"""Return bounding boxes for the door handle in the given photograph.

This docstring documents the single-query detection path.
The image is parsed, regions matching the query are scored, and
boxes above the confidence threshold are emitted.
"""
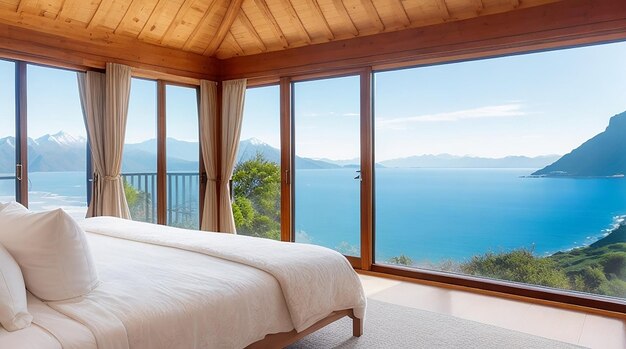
[354,170,361,181]
[16,164,22,181]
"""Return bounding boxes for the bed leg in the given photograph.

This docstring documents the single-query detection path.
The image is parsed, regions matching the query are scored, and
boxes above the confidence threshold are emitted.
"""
[352,317,363,337]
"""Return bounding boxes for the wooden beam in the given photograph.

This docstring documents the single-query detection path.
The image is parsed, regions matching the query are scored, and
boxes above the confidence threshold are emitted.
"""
[87,0,110,29]
[436,0,451,21]
[220,0,626,81]
[253,0,289,48]
[237,11,267,51]
[54,0,67,19]
[0,19,220,80]
[279,77,292,243]
[332,0,358,36]
[183,0,221,51]
[474,0,484,14]
[511,0,521,8]
[306,0,334,40]
[203,0,244,56]
[359,67,373,271]
[280,0,311,44]
[226,30,245,56]
[360,0,384,32]
[157,79,167,225]
[160,0,195,43]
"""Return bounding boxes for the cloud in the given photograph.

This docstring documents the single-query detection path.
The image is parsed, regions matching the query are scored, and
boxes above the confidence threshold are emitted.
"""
[377,103,527,128]
[302,111,359,117]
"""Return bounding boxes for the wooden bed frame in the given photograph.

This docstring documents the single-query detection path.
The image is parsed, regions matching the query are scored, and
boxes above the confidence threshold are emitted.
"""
[247,309,362,348]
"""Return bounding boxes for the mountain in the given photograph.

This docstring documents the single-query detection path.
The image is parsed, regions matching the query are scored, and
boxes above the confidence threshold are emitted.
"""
[533,111,626,177]
[237,138,340,169]
[0,131,87,173]
[380,154,560,169]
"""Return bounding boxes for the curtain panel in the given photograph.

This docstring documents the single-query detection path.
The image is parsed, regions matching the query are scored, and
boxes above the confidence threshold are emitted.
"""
[78,63,132,219]
[219,79,247,233]
[199,80,219,231]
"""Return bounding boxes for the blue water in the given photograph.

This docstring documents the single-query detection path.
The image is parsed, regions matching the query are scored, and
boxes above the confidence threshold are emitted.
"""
[295,168,626,264]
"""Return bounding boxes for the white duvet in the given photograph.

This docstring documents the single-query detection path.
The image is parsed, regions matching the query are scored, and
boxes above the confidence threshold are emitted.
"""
[0,217,366,349]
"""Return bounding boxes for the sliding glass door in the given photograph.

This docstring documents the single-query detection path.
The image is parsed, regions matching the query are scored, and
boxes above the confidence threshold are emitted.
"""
[293,75,362,257]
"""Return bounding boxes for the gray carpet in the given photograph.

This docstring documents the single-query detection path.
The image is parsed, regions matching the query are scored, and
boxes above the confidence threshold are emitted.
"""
[288,300,584,349]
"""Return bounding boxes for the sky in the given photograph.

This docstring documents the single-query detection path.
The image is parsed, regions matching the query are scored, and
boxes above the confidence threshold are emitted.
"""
[2,40,626,161]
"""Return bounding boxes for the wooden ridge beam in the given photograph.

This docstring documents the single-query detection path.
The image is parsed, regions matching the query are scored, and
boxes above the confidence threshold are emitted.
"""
[306,0,334,40]
[281,0,311,44]
[360,0,384,32]
[226,30,245,56]
[332,0,358,36]
[220,0,626,81]
[203,0,245,56]
[253,0,289,48]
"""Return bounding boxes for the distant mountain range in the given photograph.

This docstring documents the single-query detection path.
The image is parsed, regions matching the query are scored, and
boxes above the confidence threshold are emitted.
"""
[0,133,568,174]
[533,111,626,177]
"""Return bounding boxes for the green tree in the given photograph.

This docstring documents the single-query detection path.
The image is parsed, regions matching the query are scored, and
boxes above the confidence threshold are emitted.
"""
[388,254,414,266]
[231,153,280,240]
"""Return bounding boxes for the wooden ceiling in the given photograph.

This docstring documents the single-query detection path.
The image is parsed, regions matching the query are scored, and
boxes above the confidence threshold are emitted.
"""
[0,0,562,60]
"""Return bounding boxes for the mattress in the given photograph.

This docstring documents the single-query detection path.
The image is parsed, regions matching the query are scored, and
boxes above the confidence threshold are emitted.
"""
[0,218,366,349]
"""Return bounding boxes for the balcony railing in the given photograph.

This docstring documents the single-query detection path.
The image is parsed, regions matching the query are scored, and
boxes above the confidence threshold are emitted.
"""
[121,172,200,228]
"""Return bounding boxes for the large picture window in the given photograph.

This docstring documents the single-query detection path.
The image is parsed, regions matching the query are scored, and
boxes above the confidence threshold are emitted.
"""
[374,41,626,300]
[233,85,281,240]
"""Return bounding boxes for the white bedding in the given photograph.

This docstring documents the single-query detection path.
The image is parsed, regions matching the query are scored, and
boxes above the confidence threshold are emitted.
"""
[0,217,366,349]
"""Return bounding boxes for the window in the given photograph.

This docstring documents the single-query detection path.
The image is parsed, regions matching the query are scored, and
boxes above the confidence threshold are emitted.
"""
[293,76,361,255]
[165,85,200,229]
[233,85,281,240]
[374,42,626,300]
[0,60,15,202]
[122,78,158,223]
[26,65,87,219]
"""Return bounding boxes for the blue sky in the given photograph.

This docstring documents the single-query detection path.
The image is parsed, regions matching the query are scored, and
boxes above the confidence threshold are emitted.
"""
[2,40,626,161]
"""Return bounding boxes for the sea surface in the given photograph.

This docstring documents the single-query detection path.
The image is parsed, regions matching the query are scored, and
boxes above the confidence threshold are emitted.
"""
[2,169,626,264]
[295,168,626,263]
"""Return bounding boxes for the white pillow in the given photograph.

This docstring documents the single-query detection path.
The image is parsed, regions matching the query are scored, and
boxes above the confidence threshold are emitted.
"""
[0,203,99,301]
[0,243,32,331]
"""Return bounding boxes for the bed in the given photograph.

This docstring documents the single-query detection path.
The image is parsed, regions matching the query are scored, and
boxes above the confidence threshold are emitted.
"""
[0,217,366,349]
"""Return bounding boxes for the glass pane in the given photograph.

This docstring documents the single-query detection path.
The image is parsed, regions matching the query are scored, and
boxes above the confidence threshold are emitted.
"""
[26,65,87,219]
[165,85,200,229]
[234,85,281,240]
[293,76,361,256]
[0,60,15,202]
[122,78,157,223]
[374,41,626,300]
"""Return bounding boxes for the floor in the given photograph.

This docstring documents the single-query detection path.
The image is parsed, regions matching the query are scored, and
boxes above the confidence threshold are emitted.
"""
[359,274,626,349]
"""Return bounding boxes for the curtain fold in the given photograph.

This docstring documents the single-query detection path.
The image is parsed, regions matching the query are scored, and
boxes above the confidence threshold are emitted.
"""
[219,79,247,233]
[199,80,219,231]
[77,63,132,219]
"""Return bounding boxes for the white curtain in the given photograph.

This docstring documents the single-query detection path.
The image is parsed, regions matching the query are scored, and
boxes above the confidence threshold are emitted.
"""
[219,79,247,233]
[77,63,132,219]
[199,80,219,231]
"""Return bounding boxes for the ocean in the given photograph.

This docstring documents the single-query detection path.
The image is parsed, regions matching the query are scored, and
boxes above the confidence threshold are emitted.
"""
[2,169,626,265]
[295,168,626,264]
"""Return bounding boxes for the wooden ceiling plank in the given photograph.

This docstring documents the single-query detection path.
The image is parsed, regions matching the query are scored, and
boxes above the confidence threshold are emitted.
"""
[280,0,311,44]
[360,0,385,32]
[54,0,67,20]
[331,0,358,37]
[475,0,484,13]
[112,0,134,32]
[253,0,289,48]
[389,0,411,27]
[511,0,521,8]
[160,0,195,43]
[203,0,245,56]
[227,30,245,56]
[137,0,167,40]
[87,0,113,29]
[16,0,27,14]
[436,0,451,21]
[305,0,334,40]
[182,0,221,51]
[237,10,267,51]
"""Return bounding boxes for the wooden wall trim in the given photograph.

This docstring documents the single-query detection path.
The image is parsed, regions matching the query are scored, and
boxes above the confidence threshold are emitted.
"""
[220,0,626,81]
[279,77,293,242]
[359,68,373,271]
[0,22,220,82]
[157,80,167,225]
